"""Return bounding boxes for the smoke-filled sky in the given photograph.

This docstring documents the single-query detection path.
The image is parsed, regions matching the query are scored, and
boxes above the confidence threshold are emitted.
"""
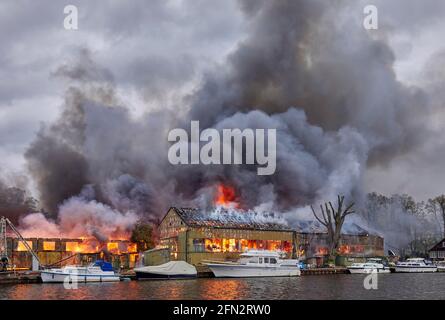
[1,0,445,223]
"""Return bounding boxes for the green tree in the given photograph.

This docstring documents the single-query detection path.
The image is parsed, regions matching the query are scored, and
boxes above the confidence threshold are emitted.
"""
[130,223,155,252]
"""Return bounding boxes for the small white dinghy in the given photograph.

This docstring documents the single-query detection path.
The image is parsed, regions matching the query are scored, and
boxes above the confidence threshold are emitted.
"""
[134,261,197,280]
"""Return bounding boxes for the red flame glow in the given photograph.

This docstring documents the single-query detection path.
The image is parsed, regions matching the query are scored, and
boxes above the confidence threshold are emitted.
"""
[214,184,239,208]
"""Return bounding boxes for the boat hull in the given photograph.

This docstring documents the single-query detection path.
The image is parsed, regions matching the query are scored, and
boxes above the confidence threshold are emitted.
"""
[40,271,120,283]
[206,264,301,278]
[394,266,437,273]
[135,271,197,280]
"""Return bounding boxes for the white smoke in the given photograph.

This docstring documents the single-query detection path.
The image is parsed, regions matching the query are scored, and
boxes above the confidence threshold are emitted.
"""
[19,186,139,240]
[207,206,288,227]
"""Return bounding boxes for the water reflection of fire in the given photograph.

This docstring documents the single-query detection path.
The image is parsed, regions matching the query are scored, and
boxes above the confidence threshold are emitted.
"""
[200,279,247,300]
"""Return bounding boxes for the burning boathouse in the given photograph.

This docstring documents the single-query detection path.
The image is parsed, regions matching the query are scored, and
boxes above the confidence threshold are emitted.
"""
[5,237,139,270]
[154,207,384,266]
[157,207,295,265]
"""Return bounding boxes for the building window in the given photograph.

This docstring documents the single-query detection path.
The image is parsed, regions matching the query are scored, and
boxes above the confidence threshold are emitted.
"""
[205,239,222,252]
[201,238,292,253]
[43,241,56,251]
[316,247,329,256]
[17,241,33,252]
[247,240,258,249]
[193,239,205,252]
[239,239,249,252]
[127,243,137,253]
[107,242,119,252]
[222,239,238,252]
[65,242,80,252]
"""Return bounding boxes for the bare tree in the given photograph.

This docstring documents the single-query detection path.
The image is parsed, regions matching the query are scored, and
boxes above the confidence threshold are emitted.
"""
[426,195,445,238]
[311,195,355,263]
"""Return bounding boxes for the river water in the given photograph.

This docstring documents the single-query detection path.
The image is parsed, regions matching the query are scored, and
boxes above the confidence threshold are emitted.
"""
[1,273,444,300]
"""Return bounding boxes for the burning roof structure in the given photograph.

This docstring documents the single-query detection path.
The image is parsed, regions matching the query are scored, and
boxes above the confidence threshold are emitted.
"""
[171,207,291,232]
[293,220,374,236]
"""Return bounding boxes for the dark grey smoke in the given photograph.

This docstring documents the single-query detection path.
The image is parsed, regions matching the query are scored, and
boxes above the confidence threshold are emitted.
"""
[189,0,429,165]
[24,88,90,216]
[0,177,38,224]
[22,1,435,225]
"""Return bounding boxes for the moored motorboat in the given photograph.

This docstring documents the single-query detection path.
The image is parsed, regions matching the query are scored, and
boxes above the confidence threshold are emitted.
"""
[40,260,120,283]
[436,261,445,272]
[203,250,300,278]
[134,261,197,280]
[395,258,437,273]
[348,258,390,274]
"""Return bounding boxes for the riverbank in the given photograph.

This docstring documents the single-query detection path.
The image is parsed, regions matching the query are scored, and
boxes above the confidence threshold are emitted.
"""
[1,273,445,300]
[0,267,350,284]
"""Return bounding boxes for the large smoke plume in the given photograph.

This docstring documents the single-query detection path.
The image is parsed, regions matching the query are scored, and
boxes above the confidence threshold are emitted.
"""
[17,1,437,245]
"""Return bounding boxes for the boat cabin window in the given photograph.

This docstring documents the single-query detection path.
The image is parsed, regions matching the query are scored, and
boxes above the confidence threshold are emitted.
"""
[259,258,263,264]
[244,257,258,264]
[270,258,277,264]
[264,257,269,264]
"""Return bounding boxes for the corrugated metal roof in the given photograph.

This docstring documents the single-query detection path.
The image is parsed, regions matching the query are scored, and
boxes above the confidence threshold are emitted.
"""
[172,207,292,231]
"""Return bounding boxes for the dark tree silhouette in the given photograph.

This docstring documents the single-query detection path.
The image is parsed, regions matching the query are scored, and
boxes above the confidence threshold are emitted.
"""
[427,195,445,237]
[311,195,355,263]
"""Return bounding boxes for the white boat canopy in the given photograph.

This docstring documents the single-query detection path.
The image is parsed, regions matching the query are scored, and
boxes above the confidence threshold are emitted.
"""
[135,261,197,276]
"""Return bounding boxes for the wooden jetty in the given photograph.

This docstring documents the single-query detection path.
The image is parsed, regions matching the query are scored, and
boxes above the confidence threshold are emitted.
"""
[0,271,41,284]
[196,265,349,277]
[301,267,349,275]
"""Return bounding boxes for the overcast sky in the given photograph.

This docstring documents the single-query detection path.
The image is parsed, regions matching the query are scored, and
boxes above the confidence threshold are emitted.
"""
[1,0,445,202]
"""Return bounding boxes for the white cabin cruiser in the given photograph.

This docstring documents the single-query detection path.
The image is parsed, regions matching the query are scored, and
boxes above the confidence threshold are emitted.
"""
[395,258,437,273]
[348,258,390,274]
[134,261,197,280]
[40,260,120,283]
[204,250,301,278]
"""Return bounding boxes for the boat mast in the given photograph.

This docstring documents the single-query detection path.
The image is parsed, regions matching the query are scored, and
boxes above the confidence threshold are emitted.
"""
[0,216,42,268]
[0,217,7,259]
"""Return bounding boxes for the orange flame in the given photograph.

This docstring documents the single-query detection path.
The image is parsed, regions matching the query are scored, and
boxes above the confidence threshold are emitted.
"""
[66,240,100,254]
[214,184,239,208]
